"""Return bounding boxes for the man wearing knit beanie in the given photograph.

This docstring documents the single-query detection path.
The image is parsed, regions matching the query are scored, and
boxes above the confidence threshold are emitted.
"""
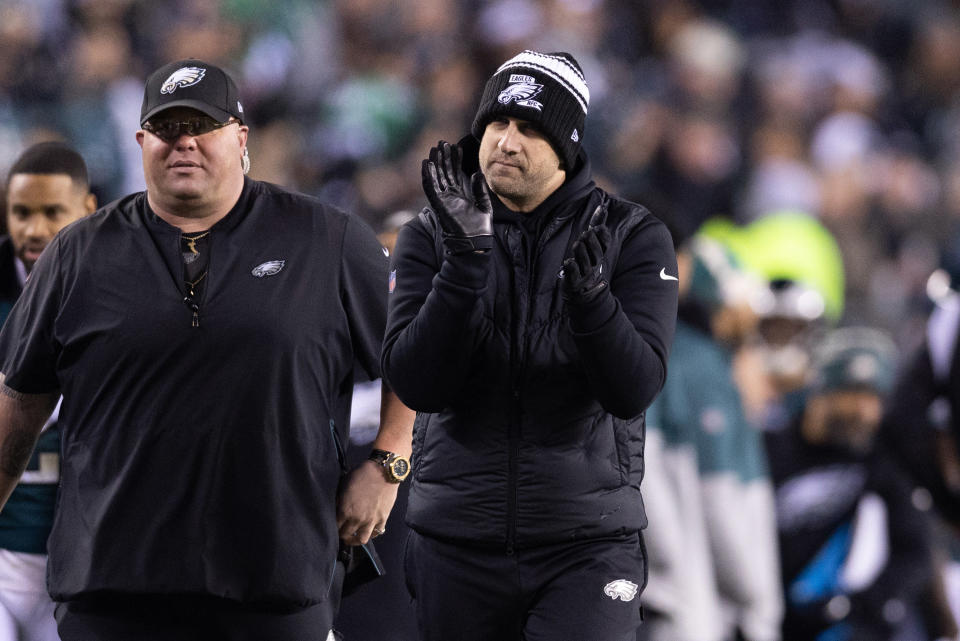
[471,50,588,171]
[382,50,678,640]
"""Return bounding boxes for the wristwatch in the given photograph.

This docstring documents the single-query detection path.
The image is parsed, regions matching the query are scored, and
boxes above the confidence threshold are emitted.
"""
[368,449,411,483]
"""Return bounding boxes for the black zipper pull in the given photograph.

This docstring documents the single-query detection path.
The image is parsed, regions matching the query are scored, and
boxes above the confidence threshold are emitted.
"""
[183,294,200,328]
[180,231,209,329]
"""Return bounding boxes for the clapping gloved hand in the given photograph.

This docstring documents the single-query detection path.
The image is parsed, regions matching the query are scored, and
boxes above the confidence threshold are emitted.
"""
[562,206,611,305]
[422,141,493,255]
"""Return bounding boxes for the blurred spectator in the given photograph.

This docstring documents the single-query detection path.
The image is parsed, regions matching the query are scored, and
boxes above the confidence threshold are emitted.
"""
[883,266,960,524]
[880,266,960,639]
[701,212,845,430]
[639,109,742,243]
[666,17,746,113]
[739,121,820,224]
[0,141,97,641]
[643,233,782,641]
[766,327,934,641]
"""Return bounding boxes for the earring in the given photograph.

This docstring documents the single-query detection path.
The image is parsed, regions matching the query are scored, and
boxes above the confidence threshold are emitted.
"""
[241,147,250,175]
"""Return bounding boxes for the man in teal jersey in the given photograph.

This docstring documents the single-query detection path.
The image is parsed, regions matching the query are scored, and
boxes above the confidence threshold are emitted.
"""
[641,234,783,641]
[0,142,96,641]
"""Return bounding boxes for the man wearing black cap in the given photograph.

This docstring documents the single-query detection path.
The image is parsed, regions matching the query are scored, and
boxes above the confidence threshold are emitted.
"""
[382,50,678,640]
[0,59,413,640]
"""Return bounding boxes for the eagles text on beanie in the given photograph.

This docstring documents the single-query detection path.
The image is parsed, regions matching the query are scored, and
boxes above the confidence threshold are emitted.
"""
[471,50,589,169]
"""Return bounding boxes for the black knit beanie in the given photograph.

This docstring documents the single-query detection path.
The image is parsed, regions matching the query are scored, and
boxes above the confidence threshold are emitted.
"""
[471,50,589,169]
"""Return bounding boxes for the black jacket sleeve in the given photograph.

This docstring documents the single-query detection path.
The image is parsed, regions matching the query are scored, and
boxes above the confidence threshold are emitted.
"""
[340,214,390,383]
[380,213,490,411]
[566,213,678,418]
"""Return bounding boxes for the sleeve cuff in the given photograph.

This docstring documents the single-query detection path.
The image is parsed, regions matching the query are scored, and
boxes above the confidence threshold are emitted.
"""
[442,235,493,255]
[438,248,490,290]
[568,288,618,333]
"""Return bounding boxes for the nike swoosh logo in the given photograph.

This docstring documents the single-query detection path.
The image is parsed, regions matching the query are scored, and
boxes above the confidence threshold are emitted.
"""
[660,268,678,281]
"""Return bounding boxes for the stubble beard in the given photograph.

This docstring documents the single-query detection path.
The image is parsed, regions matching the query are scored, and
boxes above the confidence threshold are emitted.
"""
[488,175,523,202]
[484,161,530,207]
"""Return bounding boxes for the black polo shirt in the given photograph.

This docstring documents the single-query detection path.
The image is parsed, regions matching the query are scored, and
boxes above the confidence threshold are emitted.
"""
[0,178,388,607]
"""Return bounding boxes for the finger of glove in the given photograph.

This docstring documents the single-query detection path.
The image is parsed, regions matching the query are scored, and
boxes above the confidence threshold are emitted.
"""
[573,240,596,276]
[594,224,611,255]
[430,143,450,192]
[577,229,605,269]
[471,172,493,214]
[439,141,459,194]
[588,205,607,230]
[424,167,459,236]
[421,158,443,208]
[587,206,610,255]
[448,143,469,193]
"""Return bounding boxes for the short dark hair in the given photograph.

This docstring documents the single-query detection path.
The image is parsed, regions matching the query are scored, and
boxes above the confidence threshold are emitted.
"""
[7,142,90,190]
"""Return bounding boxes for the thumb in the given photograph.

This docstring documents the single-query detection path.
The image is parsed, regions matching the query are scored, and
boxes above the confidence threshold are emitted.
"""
[562,256,582,285]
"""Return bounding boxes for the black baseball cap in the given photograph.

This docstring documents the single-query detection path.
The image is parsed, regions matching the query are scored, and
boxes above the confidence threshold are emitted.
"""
[140,59,245,126]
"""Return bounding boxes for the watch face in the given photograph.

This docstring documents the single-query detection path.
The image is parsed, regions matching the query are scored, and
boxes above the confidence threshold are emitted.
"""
[390,458,410,480]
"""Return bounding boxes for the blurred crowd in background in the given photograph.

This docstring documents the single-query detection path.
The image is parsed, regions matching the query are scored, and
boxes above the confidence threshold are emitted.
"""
[6,0,960,639]
[3,0,960,349]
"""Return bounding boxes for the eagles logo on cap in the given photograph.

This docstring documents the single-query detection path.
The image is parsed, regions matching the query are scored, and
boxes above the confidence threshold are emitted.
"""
[497,74,544,111]
[140,58,246,126]
[160,67,206,95]
[472,50,590,170]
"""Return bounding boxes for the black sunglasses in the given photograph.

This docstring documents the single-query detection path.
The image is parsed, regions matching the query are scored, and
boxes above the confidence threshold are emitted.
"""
[142,115,236,141]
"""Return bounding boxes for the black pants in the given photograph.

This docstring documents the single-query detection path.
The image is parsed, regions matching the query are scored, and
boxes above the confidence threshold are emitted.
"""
[56,568,343,641]
[405,529,647,641]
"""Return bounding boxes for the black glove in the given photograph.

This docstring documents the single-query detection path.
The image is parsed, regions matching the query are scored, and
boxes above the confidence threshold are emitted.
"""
[562,206,611,304]
[422,141,493,255]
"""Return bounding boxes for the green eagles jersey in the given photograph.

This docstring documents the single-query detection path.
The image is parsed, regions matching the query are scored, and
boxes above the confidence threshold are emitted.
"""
[0,425,59,553]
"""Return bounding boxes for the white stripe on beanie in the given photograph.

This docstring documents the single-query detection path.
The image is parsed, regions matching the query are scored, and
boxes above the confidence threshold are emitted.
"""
[495,51,589,114]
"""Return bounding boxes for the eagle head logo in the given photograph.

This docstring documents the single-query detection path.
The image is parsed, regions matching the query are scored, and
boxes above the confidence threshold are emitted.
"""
[603,579,639,602]
[497,78,544,112]
[251,260,285,278]
[161,67,206,95]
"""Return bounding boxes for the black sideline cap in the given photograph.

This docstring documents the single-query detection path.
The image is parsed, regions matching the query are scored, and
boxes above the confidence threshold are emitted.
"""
[140,59,245,126]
